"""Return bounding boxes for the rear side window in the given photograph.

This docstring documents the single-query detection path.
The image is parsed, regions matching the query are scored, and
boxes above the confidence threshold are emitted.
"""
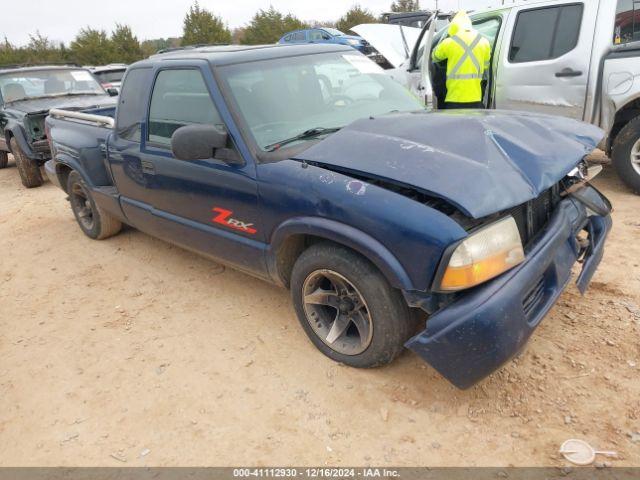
[509,4,583,63]
[147,69,223,147]
[116,68,152,142]
[292,31,306,42]
[615,0,640,44]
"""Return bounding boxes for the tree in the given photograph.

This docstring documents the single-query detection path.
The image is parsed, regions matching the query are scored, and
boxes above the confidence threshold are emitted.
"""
[182,1,231,46]
[390,0,421,12]
[231,27,247,45]
[70,28,113,65]
[242,6,308,45]
[336,5,377,33]
[140,37,181,57]
[26,32,61,63]
[0,38,24,65]
[111,24,143,63]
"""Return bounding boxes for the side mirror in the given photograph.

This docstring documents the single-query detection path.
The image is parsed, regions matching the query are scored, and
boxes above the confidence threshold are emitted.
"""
[107,88,119,97]
[171,124,229,161]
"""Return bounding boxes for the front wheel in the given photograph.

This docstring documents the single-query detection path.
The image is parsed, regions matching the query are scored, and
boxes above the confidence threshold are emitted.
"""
[67,170,122,240]
[10,138,43,188]
[612,116,640,194]
[290,243,414,368]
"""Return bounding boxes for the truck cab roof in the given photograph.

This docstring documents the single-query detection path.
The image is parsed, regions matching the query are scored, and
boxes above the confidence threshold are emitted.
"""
[140,43,355,68]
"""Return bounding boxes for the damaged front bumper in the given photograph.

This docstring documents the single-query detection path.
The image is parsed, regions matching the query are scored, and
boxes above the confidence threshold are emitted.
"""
[405,185,612,389]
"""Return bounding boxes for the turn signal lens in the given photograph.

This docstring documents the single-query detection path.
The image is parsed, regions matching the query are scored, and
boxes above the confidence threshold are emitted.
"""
[439,216,525,292]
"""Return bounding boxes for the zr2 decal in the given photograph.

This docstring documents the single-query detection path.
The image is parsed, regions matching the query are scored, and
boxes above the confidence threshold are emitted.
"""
[211,207,257,235]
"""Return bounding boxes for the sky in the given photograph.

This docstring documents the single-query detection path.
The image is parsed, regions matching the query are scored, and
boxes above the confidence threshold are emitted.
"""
[5,0,506,46]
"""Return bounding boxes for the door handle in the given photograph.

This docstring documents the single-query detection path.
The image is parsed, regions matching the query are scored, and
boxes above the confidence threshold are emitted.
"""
[555,68,582,78]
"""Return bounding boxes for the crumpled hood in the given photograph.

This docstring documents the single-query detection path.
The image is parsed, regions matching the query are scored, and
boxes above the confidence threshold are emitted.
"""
[293,110,604,218]
[8,94,115,114]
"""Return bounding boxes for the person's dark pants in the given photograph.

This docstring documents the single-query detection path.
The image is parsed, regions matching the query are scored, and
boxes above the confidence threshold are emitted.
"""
[443,101,485,109]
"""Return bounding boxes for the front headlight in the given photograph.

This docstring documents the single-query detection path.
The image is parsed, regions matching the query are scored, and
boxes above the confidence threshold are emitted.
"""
[346,39,362,46]
[438,216,525,292]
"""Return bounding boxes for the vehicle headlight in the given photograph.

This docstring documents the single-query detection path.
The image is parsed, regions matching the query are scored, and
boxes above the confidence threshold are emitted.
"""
[346,39,362,46]
[437,216,525,292]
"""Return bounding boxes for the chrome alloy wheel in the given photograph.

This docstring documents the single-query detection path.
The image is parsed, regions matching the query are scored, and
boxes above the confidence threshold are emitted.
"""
[631,138,640,176]
[301,269,373,355]
[70,181,95,231]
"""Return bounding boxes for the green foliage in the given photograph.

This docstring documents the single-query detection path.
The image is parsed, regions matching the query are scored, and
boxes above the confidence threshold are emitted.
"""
[0,33,71,66]
[182,1,232,46]
[140,37,181,57]
[336,5,377,33]
[390,0,421,12]
[242,6,308,45]
[111,24,143,63]
[70,27,113,65]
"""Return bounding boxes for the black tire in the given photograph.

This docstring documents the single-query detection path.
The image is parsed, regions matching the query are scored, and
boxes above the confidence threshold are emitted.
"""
[612,116,640,194]
[290,242,414,368]
[10,137,43,188]
[67,170,122,240]
[0,150,8,169]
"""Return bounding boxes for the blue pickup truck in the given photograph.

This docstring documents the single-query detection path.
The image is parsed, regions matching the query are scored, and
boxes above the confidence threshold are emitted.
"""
[45,44,612,389]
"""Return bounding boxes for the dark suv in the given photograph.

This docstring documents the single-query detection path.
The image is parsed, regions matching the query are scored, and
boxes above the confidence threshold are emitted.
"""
[0,65,116,187]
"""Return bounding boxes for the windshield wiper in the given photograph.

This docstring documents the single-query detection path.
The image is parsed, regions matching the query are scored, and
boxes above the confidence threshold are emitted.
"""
[265,127,342,152]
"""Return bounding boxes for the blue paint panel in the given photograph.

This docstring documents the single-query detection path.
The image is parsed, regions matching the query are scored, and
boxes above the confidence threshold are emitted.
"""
[295,110,605,218]
[405,189,612,389]
[258,159,466,290]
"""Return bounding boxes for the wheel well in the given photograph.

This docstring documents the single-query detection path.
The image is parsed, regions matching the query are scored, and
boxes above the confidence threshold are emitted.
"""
[4,131,13,152]
[275,234,326,288]
[610,98,640,151]
[56,164,73,193]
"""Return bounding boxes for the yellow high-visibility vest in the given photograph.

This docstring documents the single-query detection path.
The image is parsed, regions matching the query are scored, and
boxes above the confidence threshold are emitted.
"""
[432,30,491,104]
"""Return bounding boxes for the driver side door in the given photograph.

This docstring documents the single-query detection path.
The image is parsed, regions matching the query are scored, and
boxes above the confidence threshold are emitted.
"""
[116,66,266,277]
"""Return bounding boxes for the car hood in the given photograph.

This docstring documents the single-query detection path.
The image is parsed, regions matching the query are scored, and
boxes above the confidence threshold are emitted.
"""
[338,34,364,42]
[292,110,604,218]
[351,23,422,67]
[7,94,115,114]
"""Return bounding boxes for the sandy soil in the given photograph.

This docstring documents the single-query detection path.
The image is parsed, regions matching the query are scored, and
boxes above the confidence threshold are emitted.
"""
[0,155,638,467]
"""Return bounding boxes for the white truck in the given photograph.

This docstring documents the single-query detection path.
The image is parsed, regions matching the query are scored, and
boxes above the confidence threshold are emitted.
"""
[354,0,640,193]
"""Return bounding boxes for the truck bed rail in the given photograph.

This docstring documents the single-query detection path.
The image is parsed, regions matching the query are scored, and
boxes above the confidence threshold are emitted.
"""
[49,108,115,128]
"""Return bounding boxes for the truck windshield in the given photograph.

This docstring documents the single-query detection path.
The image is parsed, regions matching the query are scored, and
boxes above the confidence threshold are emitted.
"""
[324,28,346,36]
[220,52,423,151]
[0,69,104,103]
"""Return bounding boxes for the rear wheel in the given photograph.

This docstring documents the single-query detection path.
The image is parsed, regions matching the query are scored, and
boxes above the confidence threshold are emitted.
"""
[290,243,414,368]
[10,138,43,188]
[612,116,640,193]
[0,151,8,169]
[67,170,122,240]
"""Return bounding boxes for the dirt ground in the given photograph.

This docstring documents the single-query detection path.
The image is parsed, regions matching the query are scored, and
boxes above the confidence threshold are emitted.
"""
[0,154,638,467]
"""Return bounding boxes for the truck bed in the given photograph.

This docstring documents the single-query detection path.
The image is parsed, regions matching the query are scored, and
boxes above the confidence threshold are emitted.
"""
[45,108,117,189]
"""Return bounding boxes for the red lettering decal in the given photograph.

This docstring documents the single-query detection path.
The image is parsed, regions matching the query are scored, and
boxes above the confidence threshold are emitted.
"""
[211,207,257,235]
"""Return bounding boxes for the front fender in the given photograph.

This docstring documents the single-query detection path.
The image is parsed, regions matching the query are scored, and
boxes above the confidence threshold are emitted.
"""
[267,216,413,290]
[5,125,34,159]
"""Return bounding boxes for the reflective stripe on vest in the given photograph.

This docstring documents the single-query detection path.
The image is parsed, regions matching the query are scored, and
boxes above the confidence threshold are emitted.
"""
[447,34,482,81]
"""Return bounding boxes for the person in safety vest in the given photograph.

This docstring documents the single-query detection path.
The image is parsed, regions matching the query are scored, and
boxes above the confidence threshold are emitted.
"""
[432,11,491,109]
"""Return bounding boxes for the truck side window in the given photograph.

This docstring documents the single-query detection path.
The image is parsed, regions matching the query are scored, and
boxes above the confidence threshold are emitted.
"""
[148,69,223,147]
[292,31,306,42]
[116,67,153,142]
[509,4,583,63]
[615,0,639,44]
